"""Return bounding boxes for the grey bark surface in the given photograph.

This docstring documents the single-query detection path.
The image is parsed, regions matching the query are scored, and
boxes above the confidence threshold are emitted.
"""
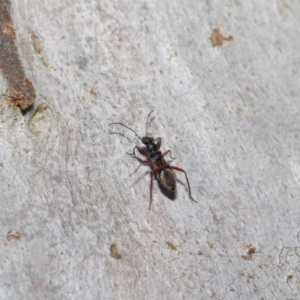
[1,0,300,299]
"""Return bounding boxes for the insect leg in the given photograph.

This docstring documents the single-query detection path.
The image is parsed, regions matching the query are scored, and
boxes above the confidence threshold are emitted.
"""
[127,146,149,159]
[170,166,196,203]
[153,138,161,151]
[129,163,143,176]
[162,150,175,160]
[128,156,153,175]
[127,146,139,158]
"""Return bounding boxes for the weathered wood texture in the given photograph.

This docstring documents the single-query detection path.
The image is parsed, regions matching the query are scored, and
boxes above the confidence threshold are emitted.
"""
[1,0,300,299]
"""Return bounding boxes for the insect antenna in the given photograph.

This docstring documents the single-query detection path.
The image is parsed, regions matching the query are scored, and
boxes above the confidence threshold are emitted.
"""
[109,122,142,141]
[145,110,154,136]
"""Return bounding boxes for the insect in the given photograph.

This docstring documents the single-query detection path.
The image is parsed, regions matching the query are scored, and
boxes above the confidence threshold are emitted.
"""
[109,111,196,209]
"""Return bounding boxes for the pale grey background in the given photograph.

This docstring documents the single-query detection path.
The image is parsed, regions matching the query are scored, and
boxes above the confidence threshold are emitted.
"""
[1,0,300,299]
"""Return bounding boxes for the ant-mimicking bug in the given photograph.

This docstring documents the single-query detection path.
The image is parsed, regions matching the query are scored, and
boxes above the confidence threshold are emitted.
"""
[109,111,196,209]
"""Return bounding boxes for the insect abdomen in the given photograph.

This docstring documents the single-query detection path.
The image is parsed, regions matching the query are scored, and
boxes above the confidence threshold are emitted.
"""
[158,169,176,192]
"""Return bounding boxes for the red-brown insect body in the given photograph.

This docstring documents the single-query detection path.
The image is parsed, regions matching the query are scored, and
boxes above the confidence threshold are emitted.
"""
[109,111,196,209]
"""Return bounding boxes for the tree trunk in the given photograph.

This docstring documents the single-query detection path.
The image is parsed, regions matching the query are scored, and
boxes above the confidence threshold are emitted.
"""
[1,0,299,299]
